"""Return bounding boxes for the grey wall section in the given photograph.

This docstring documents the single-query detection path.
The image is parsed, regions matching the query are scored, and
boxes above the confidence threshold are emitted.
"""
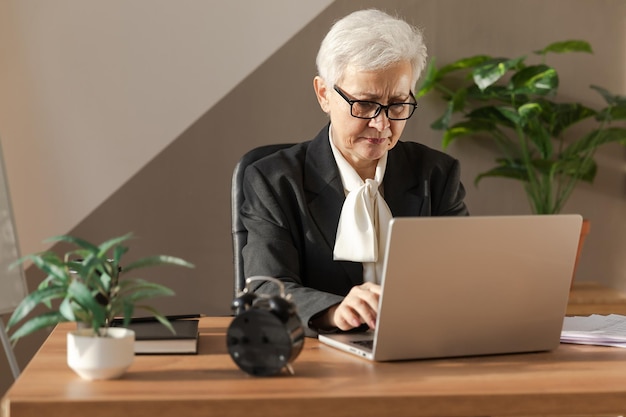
[2,0,626,398]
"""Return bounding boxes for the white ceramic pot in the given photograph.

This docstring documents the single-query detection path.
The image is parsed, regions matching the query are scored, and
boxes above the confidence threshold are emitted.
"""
[67,327,135,380]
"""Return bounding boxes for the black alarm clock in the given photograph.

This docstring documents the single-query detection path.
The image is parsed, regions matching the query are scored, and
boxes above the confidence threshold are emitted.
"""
[227,276,304,376]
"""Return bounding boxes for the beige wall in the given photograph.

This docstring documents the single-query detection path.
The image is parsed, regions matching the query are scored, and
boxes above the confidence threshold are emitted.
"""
[1,0,625,397]
[0,0,333,258]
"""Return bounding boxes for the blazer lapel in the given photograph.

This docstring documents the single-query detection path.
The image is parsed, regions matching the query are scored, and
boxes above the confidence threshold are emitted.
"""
[384,144,428,216]
[304,127,363,286]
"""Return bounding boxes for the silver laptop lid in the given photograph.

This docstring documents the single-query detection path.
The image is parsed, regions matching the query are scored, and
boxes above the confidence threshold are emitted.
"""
[371,214,582,361]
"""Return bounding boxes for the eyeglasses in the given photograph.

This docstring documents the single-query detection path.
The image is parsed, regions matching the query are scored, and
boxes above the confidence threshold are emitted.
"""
[333,85,418,120]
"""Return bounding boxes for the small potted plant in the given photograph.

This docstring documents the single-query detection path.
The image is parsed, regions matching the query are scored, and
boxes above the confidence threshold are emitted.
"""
[6,233,194,380]
[417,39,626,215]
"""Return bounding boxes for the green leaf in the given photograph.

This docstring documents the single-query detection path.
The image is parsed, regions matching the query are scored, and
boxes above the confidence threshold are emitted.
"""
[97,233,132,258]
[117,279,175,301]
[151,311,175,334]
[590,85,626,106]
[9,311,68,342]
[45,235,99,253]
[442,119,496,149]
[134,306,175,334]
[121,302,135,327]
[416,59,439,98]
[597,106,626,122]
[67,280,107,326]
[437,55,492,76]
[58,297,77,322]
[534,40,592,55]
[466,84,513,101]
[532,100,596,137]
[509,65,558,96]
[554,157,597,182]
[112,245,127,269]
[475,165,529,184]
[466,106,516,128]
[431,104,453,131]
[108,280,175,324]
[473,56,525,91]
[122,255,194,273]
[450,88,468,112]
[7,286,67,329]
[591,86,626,121]
[563,127,626,155]
[98,270,112,292]
[37,274,62,291]
[518,102,542,119]
[534,159,566,180]
[68,254,99,277]
[495,106,522,126]
[15,253,68,283]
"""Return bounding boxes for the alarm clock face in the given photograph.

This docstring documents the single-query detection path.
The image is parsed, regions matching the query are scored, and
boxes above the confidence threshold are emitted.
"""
[227,308,304,376]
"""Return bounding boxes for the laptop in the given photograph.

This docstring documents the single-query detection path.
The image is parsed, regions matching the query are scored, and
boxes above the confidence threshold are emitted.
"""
[318,214,583,361]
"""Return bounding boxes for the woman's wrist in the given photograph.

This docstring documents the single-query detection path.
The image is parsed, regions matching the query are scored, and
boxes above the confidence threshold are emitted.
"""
[309,304,339,332]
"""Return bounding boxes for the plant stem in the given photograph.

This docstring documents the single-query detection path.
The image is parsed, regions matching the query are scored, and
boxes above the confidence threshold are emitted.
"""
[516,126,544,213]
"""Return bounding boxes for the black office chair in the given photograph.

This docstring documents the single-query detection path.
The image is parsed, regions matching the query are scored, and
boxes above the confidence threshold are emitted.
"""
[231,144,294,296]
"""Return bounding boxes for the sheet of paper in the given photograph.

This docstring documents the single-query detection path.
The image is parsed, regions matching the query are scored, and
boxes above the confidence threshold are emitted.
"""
[561,314,626,347]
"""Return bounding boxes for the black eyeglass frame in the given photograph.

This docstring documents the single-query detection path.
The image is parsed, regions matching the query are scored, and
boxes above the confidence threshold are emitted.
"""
[333,85,418,120]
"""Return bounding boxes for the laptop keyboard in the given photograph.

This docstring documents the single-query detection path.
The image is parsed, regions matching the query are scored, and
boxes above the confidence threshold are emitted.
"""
[351,339,374,349]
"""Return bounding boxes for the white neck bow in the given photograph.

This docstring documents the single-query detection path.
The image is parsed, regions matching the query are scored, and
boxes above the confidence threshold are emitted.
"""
[330,134,392,283]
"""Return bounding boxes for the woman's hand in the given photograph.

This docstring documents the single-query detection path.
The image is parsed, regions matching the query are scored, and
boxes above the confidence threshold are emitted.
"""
[330,282,381,331]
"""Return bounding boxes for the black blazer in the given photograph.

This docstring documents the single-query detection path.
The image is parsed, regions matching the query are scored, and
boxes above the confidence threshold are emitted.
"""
[241,125,468,335]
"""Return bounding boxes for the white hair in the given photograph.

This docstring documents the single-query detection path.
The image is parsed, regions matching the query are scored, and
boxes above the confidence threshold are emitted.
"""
[316,9,427,88]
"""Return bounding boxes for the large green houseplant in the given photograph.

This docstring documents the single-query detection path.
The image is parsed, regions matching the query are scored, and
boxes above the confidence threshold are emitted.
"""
[7,233,194,342]
[417,40,626,214]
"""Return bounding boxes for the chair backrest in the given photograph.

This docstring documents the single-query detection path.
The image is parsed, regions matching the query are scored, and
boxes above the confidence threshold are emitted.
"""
[231,144,294,296]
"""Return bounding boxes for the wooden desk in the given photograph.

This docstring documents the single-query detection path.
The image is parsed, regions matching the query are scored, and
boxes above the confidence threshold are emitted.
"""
[4,311,626,417]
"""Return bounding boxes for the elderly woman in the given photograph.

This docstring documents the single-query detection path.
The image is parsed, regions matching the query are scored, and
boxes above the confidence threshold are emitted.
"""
[241,9,468,337]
